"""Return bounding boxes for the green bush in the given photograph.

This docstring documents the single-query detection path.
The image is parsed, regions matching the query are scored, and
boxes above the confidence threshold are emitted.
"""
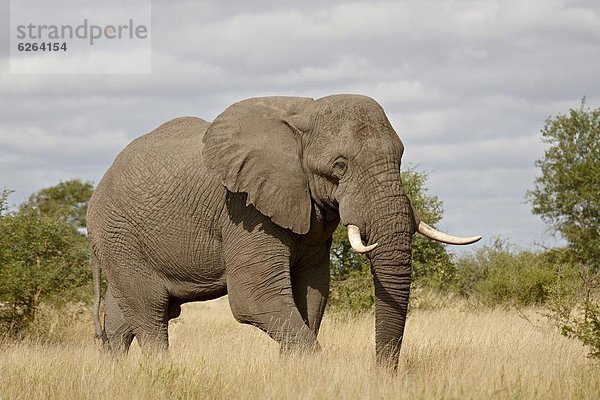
[411,234,455,291]
[29,179,94,229]
[0,189,91,336]
[526,100,600,357]
[546,259,600,358]
[402,167,455,290]
[328,264,374,313]
[328,224,373,313]
[454,239,557,306]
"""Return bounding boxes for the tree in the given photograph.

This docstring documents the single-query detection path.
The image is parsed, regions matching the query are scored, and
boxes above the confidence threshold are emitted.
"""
[0,190,91,336]
[29,179,94,229]
[529,99,600,358]
[527,99,600,267]
[328,167,454,311]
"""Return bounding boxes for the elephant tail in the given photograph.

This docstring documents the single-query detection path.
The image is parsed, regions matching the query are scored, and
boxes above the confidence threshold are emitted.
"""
[91,251,106,343]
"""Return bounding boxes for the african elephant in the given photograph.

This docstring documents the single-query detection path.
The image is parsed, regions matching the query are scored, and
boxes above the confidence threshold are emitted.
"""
[87,94,480,369]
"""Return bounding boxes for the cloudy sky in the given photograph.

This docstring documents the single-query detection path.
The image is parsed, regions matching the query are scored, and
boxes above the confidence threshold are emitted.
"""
[1,0,599,253]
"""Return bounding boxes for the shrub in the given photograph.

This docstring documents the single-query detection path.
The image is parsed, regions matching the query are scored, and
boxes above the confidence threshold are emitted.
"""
[411,234,455,291]
[402,167,455,290]
[546,259,600,358]
[328,264,374,313]
[29,179,94,229]
[0,190,91,336]
[453,239,557,306]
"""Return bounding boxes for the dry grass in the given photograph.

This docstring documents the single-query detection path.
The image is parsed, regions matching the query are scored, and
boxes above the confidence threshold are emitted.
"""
[1,298,599,399]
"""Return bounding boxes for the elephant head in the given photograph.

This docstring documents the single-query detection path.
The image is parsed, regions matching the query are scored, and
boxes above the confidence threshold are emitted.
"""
[203,95,480,368]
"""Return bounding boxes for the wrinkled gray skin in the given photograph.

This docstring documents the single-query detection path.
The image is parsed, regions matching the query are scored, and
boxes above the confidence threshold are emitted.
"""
[88,95,422,368]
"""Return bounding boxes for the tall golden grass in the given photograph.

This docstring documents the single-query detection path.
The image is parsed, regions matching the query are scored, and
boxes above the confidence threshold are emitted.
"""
[1,297,598,399]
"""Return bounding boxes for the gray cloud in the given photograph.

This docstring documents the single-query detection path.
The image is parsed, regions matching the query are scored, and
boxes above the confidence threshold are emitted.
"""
[1,0,599,253]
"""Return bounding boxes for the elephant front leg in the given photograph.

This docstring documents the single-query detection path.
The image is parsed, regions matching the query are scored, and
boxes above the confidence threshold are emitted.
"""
[291,247,330,337]
[225,245,320,353]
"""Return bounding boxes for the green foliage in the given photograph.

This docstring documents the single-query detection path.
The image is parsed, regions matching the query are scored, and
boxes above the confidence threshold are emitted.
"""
[526,100,600,356]
[29,179,94,229]
[527,99,600,267]
[329,227,373,312]
[330,224,369,279]
[403,167,455,289]
[328,167,453,312]
[0,190,91,336]
[546,259,600,359]
[327,264,374,314]
[0,188,11,214]
[453,239,556,306]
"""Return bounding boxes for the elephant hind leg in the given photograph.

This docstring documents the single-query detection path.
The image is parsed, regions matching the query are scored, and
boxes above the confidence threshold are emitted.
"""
[103,285,135,354]
[119,283,170,353]
[105,279,170,354]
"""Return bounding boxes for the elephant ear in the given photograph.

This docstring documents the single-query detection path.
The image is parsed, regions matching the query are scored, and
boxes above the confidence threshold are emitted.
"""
[203,97,314,234]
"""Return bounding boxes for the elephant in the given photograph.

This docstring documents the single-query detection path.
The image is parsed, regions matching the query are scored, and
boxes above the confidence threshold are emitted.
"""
[87,94,481,369]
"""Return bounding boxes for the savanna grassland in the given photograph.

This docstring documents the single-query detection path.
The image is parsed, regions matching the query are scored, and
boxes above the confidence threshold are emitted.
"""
[3,106,599,400]
[1,297,598,400]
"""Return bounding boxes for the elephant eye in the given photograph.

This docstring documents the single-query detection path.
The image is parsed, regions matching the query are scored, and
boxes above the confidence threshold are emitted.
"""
[332,157,347,179]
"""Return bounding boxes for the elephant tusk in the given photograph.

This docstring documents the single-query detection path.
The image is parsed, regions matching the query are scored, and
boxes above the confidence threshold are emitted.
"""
[347,225,378,253]
[417,221,482,245]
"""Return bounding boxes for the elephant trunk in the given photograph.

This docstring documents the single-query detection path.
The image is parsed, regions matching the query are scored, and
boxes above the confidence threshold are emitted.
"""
[346,192,480,368]
[366,194,415,369]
